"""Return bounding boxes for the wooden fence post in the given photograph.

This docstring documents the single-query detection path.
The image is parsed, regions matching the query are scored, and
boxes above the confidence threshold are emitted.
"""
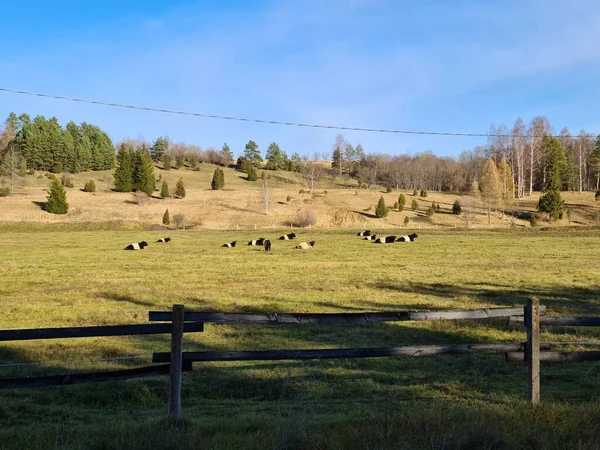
[525,297,540,405]
[169,304,184,422]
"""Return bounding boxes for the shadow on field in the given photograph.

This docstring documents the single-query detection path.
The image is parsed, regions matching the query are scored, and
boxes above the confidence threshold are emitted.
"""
[96,291,157,308]
[371,281,600,314]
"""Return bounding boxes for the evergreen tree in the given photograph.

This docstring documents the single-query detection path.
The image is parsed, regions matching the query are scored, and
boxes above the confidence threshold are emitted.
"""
[411,199,419,210]
[82,123,114,170]
[247,164,258,181]
[84,180,96,192]
[113,143,135,192]
[375,196,389,218]
[161,181,170,198]
[404,216,410,226]
[538,136,566,220]
[133,145,156,196]
[288,152,302,172]
[265,142,288,170]
[45,178,69,214]
[236,156,248,172]
[163,154,171,170]
[151,137,170,161]
[480,158,502,225]
[211,168,224,190]
[452,200,462,215]
[221,143,233,166]
[244,140,262,167]
[398,194,406,211]
[563,144,577,191]
[175,178,186,198]
[162,209,170,226]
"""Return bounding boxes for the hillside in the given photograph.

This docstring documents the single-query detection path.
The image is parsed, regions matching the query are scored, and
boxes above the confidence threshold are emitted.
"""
[1,164,599,229]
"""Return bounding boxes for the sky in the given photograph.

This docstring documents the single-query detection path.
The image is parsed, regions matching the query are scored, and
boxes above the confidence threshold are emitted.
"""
[1,0,600,159]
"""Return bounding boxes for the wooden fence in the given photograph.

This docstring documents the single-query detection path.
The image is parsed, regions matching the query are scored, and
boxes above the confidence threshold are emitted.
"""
[2,300,600,421]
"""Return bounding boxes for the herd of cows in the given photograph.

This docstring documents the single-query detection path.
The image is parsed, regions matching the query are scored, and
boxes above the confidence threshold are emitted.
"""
[123,231,417,251]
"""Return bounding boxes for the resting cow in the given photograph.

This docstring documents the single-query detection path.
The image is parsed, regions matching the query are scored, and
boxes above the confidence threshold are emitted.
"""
[248,238,266,246]
[374,236,396,244]
[397,233,418,242]
[363,235,377,241]
[295,240,316,250]
[124,241,148,250]
[357,230,371,237]
[221,241,237,248]
[156,237,171,243]
[278,233,297,240]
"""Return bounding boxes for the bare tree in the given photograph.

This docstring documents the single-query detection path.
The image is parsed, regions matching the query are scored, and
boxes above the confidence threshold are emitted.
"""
[576,131,595,192]
[300,157,323,194]
[261,173,271,215]
[512,118,526,198]
[480,159,502,225]
[527,116,551,195]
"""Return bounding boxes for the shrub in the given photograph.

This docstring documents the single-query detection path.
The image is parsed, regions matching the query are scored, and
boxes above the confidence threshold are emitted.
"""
[596,190,600,202]
[51,162,63,174]
[162,209,170,226]
[404,216,410,226]
[163,154,171,170]
[27,168,35,176]
[286,195,292,202]
[398,194,406,211]
[412,189,418,196]
[175,156,185,169]
[420,189,428,198]
[83,180,96,193]
[426,207,434,217]
[452,200,462,215]
[566,209,572,224]
[211,168,224,190]
[393,201,399,210]
[45,179,69,214]
[530,214,538,227]
[296,209,317,227]
[385,187,392,193]
[173,213,186,229]
[299,189,305,194]
[175,178,186,198]
[375,196,389,218]
[161,181,170,198]
[45,172,56,180]
[411,199,419,211]
[247,165,258,181]
[133,191,150,206]
[61,174,74,188]
[0,187,10,197]
[19,160,27,177]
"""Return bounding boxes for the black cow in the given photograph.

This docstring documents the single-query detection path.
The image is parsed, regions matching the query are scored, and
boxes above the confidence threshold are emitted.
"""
[278,233,297,240]
[124,241,148,250]
[248,238,266,246]
[357,230,371,237]
[363,234,377,241]
[374,236,396,244]
[397,233,418,242]
[264,240,272,252]
[156,237,171,243]
[221,241,237,248]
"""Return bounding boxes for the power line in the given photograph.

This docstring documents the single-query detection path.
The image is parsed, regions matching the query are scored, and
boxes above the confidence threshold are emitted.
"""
[0,87,591,138]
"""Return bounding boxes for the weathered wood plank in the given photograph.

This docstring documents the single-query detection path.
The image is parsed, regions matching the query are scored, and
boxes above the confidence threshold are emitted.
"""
[168,305,185,423]
[506,351,600,362]
[0,323,203,342]
[149,307,544,324]
[526,297,541,405]
[509,316,600,327]
[0,363,192,389]
[152,343,528,363]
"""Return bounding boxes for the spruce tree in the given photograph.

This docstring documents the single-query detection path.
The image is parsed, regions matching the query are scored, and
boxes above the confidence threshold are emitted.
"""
[113,143,134,192]
[45,178,69,214]
[218,168,225,188]
[133,146,155,196]
[375,196,389,218]
[163,209,170,226]
[211,168,223,190]
[398,194,406,211]
[175,178,186,198]
[538,136,565,220]
[161,181,170,198]
[163,154,171,170]
[452,200,462,215]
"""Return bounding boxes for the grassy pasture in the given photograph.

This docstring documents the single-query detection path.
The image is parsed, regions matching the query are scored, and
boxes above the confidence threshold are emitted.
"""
[1,226,600,449]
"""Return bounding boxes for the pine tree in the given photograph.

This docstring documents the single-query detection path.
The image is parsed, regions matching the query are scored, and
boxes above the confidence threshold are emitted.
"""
[133,146,156,196]
[113,143,134,192]
[375,196,389,218]
[244,140,262,167]
[411,199,419,210]
[452,200,462,215]
[480,158,502,225]
[163,154,171,170]
[45,178,69,214]
[175,178,186,198]
[247,165,258,181]
[538,136,565,220]
[398,194,406,211]
[211,168,224,190]
[161,181,170,198]
[162,209,170,225]
[265,142,287,170]
[220,143,233,167]
[151,137,169,161]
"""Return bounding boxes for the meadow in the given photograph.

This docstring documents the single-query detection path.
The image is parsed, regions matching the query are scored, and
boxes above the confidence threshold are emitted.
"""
[1,225,600,449]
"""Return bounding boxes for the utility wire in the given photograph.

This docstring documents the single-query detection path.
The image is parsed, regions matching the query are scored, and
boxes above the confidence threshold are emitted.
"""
[0,87,590,138]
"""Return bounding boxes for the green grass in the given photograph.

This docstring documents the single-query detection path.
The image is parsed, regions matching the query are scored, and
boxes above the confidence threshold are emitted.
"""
[1,226,600,449]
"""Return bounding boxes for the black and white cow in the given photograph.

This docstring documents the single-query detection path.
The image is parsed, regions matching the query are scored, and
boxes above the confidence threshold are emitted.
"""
[363,234,377,241]
[278,233,297,240]
[248,237,266,246]
[374,235,396,244]
[264,240,272,252]
[357,230,371,237]
[295,240,316,250]
[124,241,148,250]
[397,233,418,242]
[156,237,171,243]
[221,241,237,248]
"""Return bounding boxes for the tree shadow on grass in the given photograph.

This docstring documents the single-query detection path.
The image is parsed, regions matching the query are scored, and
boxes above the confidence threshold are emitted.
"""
[31,201,45,210]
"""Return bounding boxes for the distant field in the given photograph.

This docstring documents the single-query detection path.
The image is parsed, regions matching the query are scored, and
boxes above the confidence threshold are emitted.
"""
[1,227,600,449]
[2,165,600,231]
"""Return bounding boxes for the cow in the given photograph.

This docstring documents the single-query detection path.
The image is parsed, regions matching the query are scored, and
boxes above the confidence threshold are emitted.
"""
[124,241,148,250]
[363,235,377,241]
[156,237,171,243]
[397,233,418,242]
[357,230,371,237]
[264,240,272,252]
[248,238,266,246]
[295,240,316,250]
[278,233,297,240]
[221,241,237,248]
[374,236,396,244]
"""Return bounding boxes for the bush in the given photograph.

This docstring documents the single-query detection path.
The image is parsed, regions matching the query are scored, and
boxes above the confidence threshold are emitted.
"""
[19,161,27,177]
[286,195,292,202]
[426,207,434,217]
[411,199,419,211]
[51,162,63,174]
[393,201,399,210]
[83,180,96,193]
[45,172,56,180]
[133,191,150,206]
[175,179,186,198]
[595,190,600,202]
[162,209,170,226]
[530,214,538,227]
[398,194,406,211]
[45,179,69,214]
[412,189,418,196]
[452,200,462,215]
[173,213,186,229]
[296,209,317,227]
[163,155,171,170]
[211,168,224,190]
[0,187,10,197]
[375,196,389,218]
[404,216,410,226]
[27,168,35,176]
[299,189,305,194]
[420,189,428,198]
[247,165,258,181]
[385,187,392,193]
[61,174,74,188]
[161,181,170,198]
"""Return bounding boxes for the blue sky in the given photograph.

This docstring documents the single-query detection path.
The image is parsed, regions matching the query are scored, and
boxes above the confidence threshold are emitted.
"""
[1,0,599,158]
